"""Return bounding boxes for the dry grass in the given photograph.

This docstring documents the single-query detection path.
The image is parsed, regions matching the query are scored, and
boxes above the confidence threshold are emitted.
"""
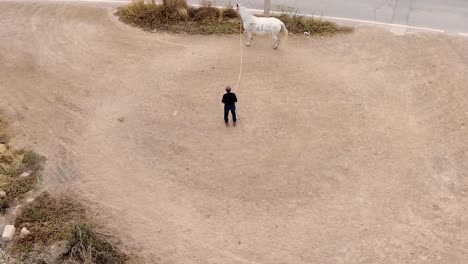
[0,115,45,212]
[277,12,352,35]
[115,0,240,34]
[15,193,126,263]
[116,0,351,36]
[0,148,45,212]
[65,224,126,264]
[15,193,86,248]
[0,115,8,144]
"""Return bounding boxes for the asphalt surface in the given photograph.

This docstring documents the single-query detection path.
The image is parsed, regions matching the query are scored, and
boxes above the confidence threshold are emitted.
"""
[191,0,468,34]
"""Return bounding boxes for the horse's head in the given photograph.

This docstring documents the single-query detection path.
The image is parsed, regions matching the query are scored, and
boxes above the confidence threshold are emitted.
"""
[236,4,247,14]
[236,4,251,21]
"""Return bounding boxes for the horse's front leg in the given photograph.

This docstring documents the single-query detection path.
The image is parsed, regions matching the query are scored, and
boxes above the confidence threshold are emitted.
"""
[246,31,253,47]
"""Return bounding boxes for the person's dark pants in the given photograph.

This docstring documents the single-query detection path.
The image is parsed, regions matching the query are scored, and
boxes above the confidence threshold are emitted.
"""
[224,104,237,123]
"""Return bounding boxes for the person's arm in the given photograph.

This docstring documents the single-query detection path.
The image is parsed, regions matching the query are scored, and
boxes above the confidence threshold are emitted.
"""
[222,94,226,104]
[234,94,238,103]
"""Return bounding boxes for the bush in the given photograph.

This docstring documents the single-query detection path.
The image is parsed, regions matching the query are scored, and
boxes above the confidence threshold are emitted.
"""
[190,6,220,22]
[0,114,8,143]
[65,224,126,264]
[0,147,45,212]
[116,0,240,34]
[116,1,351,36]
[222,7,238,19]
[278,13,352,35]
[14,193,127,263]
[15,193,86,247]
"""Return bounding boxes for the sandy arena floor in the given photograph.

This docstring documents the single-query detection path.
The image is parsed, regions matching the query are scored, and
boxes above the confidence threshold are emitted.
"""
[1,2,468,263]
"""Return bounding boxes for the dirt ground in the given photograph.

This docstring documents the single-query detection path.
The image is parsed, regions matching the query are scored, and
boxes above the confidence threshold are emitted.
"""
[1,2,468,263]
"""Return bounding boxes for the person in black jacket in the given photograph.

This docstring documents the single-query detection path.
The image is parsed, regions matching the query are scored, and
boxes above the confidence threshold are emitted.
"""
[222,86,238,126]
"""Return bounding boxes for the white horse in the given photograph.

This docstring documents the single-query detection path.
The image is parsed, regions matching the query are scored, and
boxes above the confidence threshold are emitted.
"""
[236,5,288,49]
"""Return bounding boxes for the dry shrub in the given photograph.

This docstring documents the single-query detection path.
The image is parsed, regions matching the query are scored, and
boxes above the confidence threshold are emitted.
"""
[116,1,351,35]
[15,193,86,247]
[0,147,44,212]
[15,193,127,263]
[278,13,352,35]
[221,7,237,19]
[190,6,220,22]
[65,224,126,264]
[116,0,240,34]
[116,1,164,29]
[0,114,8,143]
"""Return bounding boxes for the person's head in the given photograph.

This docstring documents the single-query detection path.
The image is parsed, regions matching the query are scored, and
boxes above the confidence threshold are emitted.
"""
[225,86,232,93]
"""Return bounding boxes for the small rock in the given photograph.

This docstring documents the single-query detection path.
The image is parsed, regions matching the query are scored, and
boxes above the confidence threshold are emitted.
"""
[26,198,35,203]
[20,172,31,178]
[304,31,311,35]
[0,191,5,198]
[0,144,6,154]
[20,227,31,238]
[2,225,15,242]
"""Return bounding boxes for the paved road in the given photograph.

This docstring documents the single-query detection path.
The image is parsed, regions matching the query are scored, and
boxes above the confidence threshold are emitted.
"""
[190,0,468,34]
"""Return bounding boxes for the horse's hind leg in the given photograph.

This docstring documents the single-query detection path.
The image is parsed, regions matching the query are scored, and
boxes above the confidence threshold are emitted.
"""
[273,35,280,49]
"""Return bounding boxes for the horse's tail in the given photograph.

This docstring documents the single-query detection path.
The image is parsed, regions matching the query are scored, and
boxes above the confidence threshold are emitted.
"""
[280,22,289,39]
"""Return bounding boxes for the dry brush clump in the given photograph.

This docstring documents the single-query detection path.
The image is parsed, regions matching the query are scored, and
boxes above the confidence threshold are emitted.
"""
[116,0,240,34]
[65,224,126,264]
[15,193,126,264]
[0,115,9,144]
[277,12,352,35]
[15,193,86,248]
[116,0,352,36]
[0,146,45,212]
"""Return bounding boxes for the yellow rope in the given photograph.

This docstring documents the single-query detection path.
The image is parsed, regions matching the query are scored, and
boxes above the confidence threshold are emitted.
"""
[234,19,247,143]
[234,19,243,93]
